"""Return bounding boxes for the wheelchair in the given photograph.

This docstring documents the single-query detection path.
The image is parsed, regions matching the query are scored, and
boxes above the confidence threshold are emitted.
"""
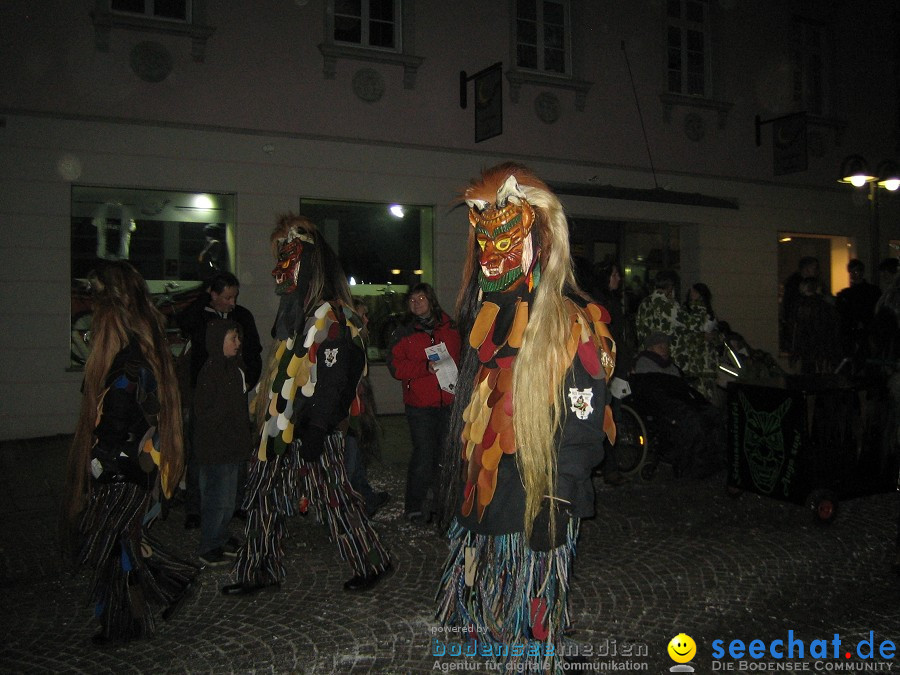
[610,373,707,481]
[613,397,668,481]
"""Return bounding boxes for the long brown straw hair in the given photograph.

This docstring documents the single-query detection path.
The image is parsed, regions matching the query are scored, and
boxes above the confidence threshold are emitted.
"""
[61,261,183,552]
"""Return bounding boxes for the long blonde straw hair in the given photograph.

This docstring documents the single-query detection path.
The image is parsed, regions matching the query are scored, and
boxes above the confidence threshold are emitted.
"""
[461,163,584,535]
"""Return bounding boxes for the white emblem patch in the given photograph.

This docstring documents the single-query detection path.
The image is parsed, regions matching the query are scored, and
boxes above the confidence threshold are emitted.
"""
[568,387,594,420]
[324,348,338,367]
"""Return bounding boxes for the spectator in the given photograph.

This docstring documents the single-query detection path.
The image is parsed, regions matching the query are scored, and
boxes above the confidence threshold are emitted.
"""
[595,260,629,486]
[878,257,899,293]
[679,282,722,403]
[634,331,682,376]
[192,319,253,568]
[177,271,261,530]
[835,258,881,372]
[635,269,687,368]
[781,256,821,352]
[344,298,391,517]
[61,260,197,645]
[387,283,461,523]
[632,332,724,478]
[873,268,900,364]
[789,278,841,375]
[197,224,228,281]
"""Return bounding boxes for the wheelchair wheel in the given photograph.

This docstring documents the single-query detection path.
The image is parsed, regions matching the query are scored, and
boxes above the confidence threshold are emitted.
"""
[615,403,649,477]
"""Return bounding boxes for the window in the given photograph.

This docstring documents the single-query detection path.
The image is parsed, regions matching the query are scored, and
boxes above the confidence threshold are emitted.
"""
[320,0,422,89]
[568,217,681,293]
[333,0,400,51]
[790,18,830,116]
[515,0,570,75]
[110,0,190,22]
[90,0,213,61]
[70,186,235,367]
[298,198,433,359]
[666,0,709,97]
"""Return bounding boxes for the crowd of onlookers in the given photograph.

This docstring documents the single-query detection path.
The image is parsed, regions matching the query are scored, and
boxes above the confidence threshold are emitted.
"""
[575,254,900,483]
[781,256,900,377]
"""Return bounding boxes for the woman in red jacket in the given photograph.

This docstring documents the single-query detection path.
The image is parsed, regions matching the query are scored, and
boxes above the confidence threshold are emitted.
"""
[387,283,461,523]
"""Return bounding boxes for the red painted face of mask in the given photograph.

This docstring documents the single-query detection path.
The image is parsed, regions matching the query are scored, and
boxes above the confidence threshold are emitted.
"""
[272,237,305,295]
[470,199,535,293]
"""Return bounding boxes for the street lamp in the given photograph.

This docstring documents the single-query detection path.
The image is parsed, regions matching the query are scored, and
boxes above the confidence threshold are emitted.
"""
[837,155,898,281]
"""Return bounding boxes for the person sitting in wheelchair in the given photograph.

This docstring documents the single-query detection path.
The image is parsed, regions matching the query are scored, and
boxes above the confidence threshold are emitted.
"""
[631,332,724,479]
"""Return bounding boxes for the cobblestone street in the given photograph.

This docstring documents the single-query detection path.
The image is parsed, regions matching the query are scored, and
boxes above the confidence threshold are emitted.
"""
[2,415,900,674]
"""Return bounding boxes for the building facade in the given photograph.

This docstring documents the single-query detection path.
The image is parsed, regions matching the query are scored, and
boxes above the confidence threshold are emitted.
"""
[2,0,898,439]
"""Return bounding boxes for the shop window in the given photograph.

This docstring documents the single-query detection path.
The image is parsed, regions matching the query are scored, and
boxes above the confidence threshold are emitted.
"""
[298,198,433,360]
[70,185,235,368]
[777,232,856,353]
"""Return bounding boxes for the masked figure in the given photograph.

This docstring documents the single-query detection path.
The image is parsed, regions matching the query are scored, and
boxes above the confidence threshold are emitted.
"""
[436,164,616,672]
[222,214,391,596]
[61,260,197,645]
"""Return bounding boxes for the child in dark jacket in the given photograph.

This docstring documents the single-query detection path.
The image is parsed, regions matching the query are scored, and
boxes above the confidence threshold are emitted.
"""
[193,319,253,566]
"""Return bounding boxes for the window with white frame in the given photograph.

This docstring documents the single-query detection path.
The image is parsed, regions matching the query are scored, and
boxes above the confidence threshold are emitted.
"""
[91,0,212,61]
[110,0,190,22]
[666,0,710,97]
[515,0,570,75]
[320,0,421,88]
[790,17,830,116]
[333,0,401,51]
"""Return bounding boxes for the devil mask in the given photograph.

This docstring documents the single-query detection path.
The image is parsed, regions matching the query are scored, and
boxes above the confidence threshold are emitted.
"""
[466,174,536,293]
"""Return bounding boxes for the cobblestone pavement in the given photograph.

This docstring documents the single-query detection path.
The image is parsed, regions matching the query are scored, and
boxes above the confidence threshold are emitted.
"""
[2,415,900,674]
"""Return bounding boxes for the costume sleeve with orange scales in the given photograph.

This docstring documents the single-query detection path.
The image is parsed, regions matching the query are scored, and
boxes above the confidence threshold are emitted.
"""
[460,296,616,522]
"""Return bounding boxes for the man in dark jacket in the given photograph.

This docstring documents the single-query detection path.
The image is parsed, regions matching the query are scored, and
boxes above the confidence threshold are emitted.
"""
[177,272,261,529]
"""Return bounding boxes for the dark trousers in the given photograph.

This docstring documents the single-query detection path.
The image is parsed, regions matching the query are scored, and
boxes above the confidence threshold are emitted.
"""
[344,433,375,506]
[198,462,240,555]
[404,404,452,515]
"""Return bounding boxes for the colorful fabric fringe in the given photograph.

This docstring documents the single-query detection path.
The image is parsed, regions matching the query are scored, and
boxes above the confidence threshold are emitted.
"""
[435,518,579,674]
[302,432,390,576]
[78,482,197,642]
[234,431,390,585]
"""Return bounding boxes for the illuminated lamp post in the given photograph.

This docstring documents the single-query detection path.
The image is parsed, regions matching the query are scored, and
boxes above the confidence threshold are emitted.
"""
[837,155,899,281]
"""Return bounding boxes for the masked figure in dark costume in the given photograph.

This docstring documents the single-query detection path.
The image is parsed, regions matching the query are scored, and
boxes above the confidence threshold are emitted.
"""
[436,164,616,672]
[222,214,392,595]
[61,260,197,645]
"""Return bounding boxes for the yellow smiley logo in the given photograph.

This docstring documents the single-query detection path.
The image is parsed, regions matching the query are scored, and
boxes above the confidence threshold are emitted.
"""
[667,633,697,663]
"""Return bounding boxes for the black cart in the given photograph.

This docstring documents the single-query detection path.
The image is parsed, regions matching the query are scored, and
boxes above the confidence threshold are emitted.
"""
[726,375,897,522]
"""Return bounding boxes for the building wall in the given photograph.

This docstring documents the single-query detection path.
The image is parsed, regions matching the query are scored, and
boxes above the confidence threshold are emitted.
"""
[1,1,898,438]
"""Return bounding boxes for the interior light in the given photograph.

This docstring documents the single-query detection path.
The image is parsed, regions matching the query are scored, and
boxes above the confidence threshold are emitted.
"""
[389,204,405,218]
[193,194,214,210]
[391,269,401,275]
[779,237,792,243]
[413,269,424,275]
